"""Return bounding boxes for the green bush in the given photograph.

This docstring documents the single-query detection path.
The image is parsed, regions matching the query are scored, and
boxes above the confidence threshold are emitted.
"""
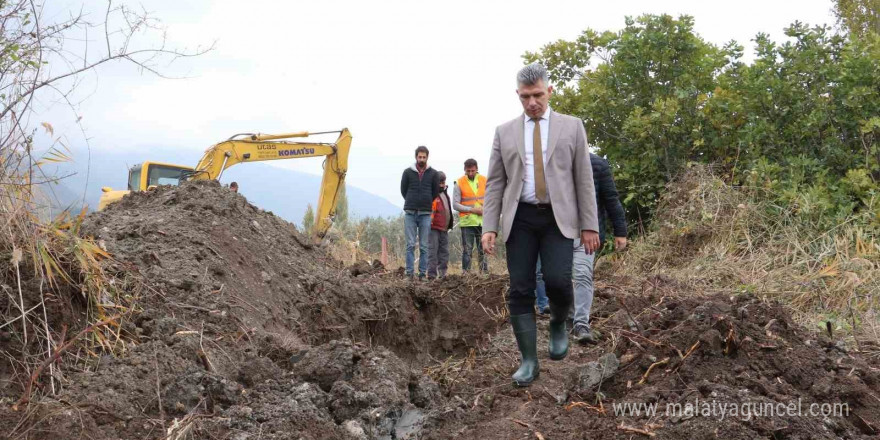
[525,14,880,233]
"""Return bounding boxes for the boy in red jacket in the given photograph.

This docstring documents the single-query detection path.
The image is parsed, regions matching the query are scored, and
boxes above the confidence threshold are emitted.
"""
[428,172,453,280]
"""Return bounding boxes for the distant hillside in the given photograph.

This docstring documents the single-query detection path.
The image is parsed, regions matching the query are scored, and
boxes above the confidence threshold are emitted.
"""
[41,145,401,225]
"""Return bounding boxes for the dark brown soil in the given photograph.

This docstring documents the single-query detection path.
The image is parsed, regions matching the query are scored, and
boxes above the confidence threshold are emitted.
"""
[1,181,878,439]
[424,276,880,439]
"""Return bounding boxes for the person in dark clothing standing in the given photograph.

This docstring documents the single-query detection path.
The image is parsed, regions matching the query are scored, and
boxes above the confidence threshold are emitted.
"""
[428,172,453,280]
[535,152,627,343]
[590,153,628,251]
[401,146,441,280]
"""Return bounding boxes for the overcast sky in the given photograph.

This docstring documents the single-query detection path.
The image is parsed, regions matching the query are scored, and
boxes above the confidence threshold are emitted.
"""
[37,0,837,208]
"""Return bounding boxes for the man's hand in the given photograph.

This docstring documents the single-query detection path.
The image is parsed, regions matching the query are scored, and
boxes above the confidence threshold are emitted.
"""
[581,230,600,254]
[471,207,483,215]
[481,232,496,255]
[614,236,628,251]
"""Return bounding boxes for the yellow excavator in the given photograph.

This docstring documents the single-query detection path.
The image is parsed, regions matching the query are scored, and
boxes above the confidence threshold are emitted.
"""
[98,128,352,239]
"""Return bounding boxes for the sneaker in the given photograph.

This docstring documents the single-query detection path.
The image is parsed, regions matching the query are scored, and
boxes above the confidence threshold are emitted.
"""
[537,306,549,315]
[573,325,597,345]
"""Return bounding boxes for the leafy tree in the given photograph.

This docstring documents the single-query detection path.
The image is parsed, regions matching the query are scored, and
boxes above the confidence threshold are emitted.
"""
[525,15,732,224]
[833,0,880,38]
[302,203,315,234]
[525,14,880,230]
[335,183,349,225]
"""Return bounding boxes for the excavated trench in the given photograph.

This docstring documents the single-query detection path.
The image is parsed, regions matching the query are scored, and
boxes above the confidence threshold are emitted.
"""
[1,181,878,440]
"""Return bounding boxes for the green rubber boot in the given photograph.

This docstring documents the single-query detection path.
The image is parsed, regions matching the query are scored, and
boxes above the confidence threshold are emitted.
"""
[510,313,539,387]
[548,303,570,360]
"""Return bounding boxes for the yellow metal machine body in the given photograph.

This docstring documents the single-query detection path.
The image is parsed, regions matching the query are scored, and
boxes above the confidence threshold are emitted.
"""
[97,161,194,210]
[98,129,352,239]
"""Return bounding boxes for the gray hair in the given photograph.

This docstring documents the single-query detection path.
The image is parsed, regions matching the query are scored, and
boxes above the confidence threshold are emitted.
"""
[517,63,549,87]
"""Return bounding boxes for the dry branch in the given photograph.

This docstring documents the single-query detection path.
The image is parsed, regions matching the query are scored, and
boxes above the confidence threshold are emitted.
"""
[681,340,701,361]
[14,314,122,409]
[511,418,531,429]
[565,401,606,414]
[638,357,670,385]
[618,424,657,437]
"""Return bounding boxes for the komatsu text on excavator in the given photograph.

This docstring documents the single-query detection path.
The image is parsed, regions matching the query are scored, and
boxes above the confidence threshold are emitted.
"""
[98,128,352,240]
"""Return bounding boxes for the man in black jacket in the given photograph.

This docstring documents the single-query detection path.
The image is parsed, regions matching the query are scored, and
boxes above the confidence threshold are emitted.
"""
[400,146,441,280]
[536,153,627,343]
[589,153,628,251]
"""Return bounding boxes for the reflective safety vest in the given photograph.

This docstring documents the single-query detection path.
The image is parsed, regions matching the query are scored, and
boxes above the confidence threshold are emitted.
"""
[457,175,486,218]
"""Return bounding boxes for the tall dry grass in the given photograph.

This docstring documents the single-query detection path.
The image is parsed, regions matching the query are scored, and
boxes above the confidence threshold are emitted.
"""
[1,140,137,405]
[0,0,208,410]
[609,164,880,350]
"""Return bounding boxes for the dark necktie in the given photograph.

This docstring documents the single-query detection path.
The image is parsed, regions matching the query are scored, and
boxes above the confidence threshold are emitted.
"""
[531,117,547,203]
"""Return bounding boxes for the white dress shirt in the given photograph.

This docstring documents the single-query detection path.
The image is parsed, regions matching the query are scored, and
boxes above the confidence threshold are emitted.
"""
[520,107,551,204]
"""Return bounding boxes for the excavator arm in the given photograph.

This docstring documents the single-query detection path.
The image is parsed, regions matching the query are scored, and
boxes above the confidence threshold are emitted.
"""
[189,128,352,239]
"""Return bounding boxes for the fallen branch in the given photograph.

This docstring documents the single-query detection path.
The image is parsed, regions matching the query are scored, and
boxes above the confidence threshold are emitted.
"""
[0,301,44,331]
[565,401,606,414]
[682,340,701,359]
[616,297,643,333]
[535,432,546,440]
[14,314,123,409]
[724,327,738,356]
[617,424,656,437]
[155,349,166,432]
[620,330,662,346]
[512,418,531,429]
[672,341,701,373]
[638,357,670,385]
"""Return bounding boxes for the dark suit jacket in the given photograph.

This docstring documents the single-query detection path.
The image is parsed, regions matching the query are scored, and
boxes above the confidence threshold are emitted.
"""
[590,153,627,244]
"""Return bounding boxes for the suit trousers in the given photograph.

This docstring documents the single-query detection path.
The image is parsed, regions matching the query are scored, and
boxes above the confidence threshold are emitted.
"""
[535,245,595,326]
[506,203,574,315]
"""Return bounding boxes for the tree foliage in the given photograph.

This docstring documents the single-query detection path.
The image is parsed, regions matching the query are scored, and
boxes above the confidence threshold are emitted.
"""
[335,182,349,225]
[525,14,880,231]
[833,0,880,38]
[302,203,315,234]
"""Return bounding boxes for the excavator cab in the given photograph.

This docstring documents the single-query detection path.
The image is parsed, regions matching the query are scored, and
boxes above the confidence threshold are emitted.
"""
[127,162,193,191]
[98,162,195,210]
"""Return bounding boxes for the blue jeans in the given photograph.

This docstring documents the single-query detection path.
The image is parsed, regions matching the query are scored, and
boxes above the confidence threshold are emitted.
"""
[535,258,549,311]
[461,226,488,273]
[535,243,595,327]
[405,211,432,277]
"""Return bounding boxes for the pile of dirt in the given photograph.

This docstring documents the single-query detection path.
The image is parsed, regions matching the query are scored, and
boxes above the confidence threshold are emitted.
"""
[81,181,506,361]
[423,275,880,439]
[2,180,878,440]
[1,181,507,439]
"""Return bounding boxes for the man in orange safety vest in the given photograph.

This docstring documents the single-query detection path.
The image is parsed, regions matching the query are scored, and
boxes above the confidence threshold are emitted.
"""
[453,158,488,273]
